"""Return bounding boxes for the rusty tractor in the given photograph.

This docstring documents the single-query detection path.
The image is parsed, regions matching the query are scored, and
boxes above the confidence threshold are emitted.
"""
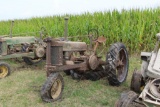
[115,33,160,107]
[0,21,46,79]
[40,18,129,103]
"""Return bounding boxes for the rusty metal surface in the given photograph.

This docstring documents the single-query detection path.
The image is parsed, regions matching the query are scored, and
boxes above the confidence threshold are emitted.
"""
[45,39,52,67]
[46,62,87,73]
[51,46,63,65]
[89,54,99,70]
[96,36,106,43]
[44,17,128,85]
[35,46,45,58]
[63,42,87,51]
[41,17,130,104]
[51,41,87,52]
[45,36,108,76]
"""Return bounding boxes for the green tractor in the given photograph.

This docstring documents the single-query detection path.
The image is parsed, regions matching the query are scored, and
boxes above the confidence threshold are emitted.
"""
[0,21,46,78]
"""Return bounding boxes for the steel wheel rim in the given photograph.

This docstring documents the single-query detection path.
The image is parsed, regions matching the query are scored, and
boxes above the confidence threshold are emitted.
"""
[116,48,127,82]
[150,79,160,98]
[0,65,8,78]
[50,78,62,99]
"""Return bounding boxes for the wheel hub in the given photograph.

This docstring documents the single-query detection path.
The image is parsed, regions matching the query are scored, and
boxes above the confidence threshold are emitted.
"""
[117,59,124,67]
[0,66,8,78]
[51,78,62,99]
[89,54,99,70]
[116,50,126,81]
[150,79,160,98]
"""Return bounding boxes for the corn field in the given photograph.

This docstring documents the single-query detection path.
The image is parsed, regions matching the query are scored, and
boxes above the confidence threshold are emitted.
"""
[0,8,160,53]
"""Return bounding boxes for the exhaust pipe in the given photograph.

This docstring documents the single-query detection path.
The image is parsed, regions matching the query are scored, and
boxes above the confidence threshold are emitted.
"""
[64,17,69,40]
[10,21,14,38]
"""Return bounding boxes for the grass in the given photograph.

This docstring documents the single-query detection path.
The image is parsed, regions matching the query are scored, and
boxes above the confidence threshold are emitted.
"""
[0,56,141,107]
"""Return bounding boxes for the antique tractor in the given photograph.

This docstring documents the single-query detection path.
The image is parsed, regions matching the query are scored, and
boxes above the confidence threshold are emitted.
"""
[0,21,46,79]
[40,18,129,103]
[115,33,160,107]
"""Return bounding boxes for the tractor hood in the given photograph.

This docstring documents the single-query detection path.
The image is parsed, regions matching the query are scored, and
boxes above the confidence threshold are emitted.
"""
[0,36,36,45]
[63,41,87,51]
[51,40,87,51]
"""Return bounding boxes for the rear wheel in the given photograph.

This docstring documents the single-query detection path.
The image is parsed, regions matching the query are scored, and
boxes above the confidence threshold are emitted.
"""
[106,42,129,86]
[0,62,11,79]
[41,73,64,103]
[130,70,145,93]
[23,57,43,65]
[85,66,105,81]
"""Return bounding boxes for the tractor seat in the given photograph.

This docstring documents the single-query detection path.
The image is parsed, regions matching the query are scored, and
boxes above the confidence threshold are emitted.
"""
[96,36,106,43]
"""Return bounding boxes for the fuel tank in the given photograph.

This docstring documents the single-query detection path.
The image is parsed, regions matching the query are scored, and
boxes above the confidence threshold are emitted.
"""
[51,40,87,52]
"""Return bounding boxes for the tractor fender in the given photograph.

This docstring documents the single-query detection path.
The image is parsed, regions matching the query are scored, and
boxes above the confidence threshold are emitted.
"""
[140,52,151,78]
[141,52,151,61]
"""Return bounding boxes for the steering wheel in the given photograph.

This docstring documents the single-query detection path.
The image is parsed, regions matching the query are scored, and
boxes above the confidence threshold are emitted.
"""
[88,29,99,41]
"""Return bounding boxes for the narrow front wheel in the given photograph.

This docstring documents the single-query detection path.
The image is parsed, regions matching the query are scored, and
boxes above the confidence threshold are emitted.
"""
[40,73,64,103]
[0,62,11,79]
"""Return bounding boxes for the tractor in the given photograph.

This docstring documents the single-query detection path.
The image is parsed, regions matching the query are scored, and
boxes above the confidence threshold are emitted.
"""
[115,33,160,107]
[40,18,129,103]
[0,21,46,79]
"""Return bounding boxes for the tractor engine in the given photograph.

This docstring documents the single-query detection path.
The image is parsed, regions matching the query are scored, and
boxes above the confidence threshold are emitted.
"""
[49,39,88,68]
[63,41,87,59]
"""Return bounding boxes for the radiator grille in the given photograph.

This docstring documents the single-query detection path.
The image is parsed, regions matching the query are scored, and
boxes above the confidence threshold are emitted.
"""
[51,46,63,65]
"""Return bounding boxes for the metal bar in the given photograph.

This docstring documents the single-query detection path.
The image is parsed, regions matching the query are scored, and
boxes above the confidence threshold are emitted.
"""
[47,62,86,72]
[0,52,34,59]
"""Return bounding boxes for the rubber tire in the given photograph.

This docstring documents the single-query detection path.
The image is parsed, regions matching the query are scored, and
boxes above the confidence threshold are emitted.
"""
[70,70,82,80]
[64,70,71,75]
[130,70,145,93]
[115,91,138,107]
[23,57,43,65]
[0,62,11,79]
[106,42,129,86]
[41,73,64,103]
[87,66,105,81]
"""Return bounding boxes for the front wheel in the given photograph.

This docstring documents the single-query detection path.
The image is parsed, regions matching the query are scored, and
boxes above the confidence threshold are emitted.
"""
[0,62,11,79]
[130,70,145,93]
[40,73,64,103]
[105,42,129,86]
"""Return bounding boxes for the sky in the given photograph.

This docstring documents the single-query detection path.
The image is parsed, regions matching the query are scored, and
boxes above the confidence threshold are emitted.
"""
[0,0,160,21]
